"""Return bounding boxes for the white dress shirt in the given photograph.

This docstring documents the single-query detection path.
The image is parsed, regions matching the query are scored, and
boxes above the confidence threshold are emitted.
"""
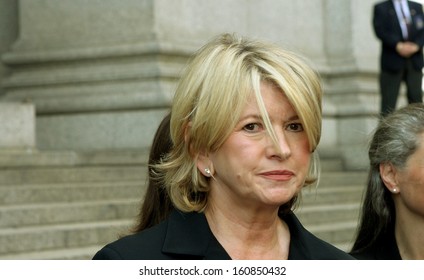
[393,0,412,39]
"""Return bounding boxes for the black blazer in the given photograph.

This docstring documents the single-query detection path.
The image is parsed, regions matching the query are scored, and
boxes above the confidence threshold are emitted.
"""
[93,210,354,260]
[373,0,424,72]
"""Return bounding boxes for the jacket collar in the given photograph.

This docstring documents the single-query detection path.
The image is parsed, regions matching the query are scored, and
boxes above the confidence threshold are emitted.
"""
[161,209,344,260]
[285,211,314,259]
[162,210,231,259]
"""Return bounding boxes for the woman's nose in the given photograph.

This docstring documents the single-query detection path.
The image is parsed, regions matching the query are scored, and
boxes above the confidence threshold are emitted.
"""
[266,131,291,160]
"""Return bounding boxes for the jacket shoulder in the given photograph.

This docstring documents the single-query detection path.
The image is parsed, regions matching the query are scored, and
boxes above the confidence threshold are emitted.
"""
[92,220,170,260]
[304,233,356,260]
[285,212,355,260]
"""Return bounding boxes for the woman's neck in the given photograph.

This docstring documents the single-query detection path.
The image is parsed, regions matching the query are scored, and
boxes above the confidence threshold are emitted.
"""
[395,209,424,259]
[204,203,290,260]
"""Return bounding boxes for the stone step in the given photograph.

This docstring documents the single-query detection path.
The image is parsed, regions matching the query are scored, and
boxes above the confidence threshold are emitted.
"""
[320,157,344,172]
[0,150,80,168]
[0,180,146,205]
[0,245,102,260]
[0,165,147,185]
[318,171,368,188]
[0,199,140,228]
[297,170,365,252]
[294,202,361,224]
[300,185,364,205]
[305,220,358,248]
[0,151,367,258]
[0,149,149,168]
[0,219,133,255]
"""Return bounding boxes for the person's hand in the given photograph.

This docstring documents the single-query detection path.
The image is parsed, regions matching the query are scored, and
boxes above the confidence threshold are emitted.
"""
[396,42,420,57]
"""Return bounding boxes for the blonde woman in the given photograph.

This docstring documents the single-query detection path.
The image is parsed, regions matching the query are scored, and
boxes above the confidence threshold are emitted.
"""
[93,33,353,260]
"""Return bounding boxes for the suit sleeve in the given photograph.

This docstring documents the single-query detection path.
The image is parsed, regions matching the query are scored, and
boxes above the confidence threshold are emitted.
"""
[411,3,424,48]
[373,4,400,49]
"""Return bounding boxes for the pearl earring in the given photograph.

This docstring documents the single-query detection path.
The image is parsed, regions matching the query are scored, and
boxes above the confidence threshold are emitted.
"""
[205,168,211,176]
[393,188,398,193]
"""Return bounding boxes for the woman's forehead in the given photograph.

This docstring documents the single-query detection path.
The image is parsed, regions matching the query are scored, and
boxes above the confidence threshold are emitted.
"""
[241,85,296,118]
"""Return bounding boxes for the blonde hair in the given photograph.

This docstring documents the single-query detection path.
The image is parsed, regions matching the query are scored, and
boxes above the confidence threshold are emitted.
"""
[155,33,322,213]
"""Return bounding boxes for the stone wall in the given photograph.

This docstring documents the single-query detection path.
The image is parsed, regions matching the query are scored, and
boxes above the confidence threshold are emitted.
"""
[0,0,385,169]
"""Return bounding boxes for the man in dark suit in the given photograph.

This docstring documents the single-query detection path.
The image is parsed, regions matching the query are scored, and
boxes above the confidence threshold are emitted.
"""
[373,0,424,117]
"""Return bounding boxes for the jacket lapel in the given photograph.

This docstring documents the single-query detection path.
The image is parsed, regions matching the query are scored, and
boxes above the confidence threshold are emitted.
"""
[162,210,231,259]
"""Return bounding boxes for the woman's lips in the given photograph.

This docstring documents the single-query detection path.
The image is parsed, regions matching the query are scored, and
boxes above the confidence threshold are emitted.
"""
[259,170,294,181]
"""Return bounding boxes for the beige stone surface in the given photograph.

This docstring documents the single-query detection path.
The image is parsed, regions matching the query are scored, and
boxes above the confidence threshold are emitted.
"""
[0,103,35,149]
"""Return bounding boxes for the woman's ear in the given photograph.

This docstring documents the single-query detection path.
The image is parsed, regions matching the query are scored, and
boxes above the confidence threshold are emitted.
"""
[380,162,400,194]
[196,152,214,177]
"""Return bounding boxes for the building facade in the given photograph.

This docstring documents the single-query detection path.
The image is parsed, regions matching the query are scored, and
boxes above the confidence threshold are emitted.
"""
[0,0,392,170]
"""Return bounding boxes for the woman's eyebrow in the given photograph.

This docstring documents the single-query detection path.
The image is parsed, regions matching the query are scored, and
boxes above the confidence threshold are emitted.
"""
[286,115,300,122]
[238,114,262,122]
[238,113,300,123]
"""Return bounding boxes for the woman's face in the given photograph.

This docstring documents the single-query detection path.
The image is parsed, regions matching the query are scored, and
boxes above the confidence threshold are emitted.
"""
[203,82,311,210]
[395,133,424,218]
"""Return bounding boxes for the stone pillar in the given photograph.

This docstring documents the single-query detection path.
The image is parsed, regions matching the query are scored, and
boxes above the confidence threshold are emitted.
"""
[0,0,18,96]
[317,0,379,170]
[1,0,181,151]
[0,1,36,156]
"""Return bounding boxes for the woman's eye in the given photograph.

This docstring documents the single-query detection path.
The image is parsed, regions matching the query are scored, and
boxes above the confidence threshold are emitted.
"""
[243,123,262,132]
[287,123,304,132]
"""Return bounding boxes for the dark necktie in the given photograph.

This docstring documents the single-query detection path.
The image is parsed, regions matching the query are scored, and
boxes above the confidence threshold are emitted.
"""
[400,2,412,39]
